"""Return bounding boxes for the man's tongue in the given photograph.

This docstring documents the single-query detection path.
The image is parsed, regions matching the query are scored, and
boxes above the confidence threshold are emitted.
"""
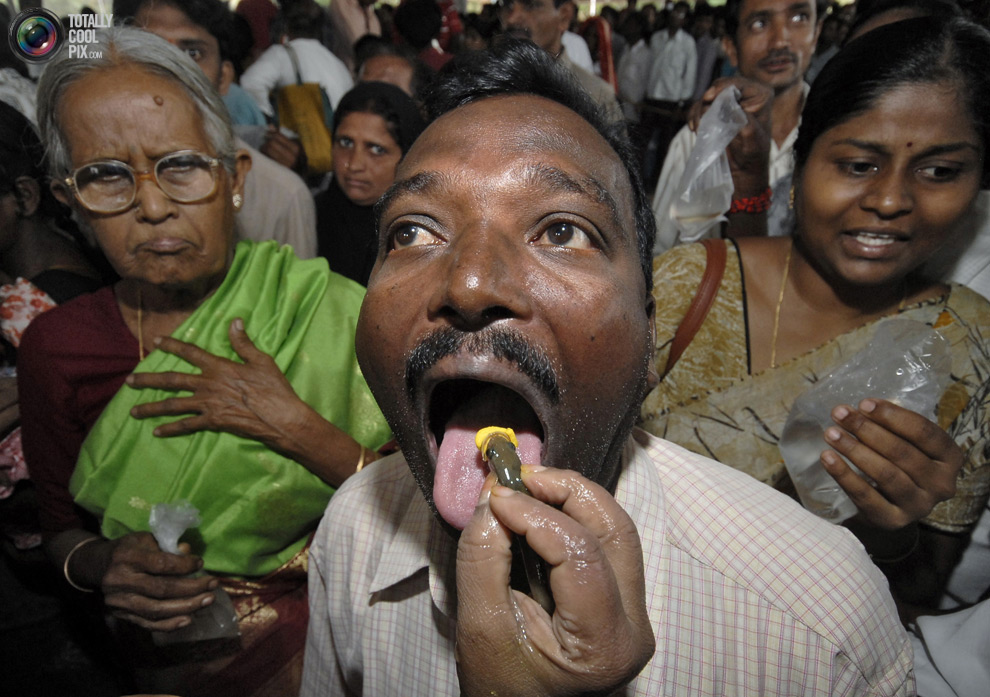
[434,385,542,530]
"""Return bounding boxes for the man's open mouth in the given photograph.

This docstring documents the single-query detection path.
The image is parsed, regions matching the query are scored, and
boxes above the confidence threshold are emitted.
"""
[427,379,545,530]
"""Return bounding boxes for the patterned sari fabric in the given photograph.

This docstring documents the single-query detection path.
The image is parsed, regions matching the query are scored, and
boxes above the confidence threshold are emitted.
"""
[641,240,990,534]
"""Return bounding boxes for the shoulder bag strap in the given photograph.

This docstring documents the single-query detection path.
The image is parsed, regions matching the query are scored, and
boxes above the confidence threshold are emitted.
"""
[284,42,304,85]
[662,237,728,379]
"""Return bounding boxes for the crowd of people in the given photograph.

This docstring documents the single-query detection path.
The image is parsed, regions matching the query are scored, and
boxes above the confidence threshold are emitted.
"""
[1,0,988,695]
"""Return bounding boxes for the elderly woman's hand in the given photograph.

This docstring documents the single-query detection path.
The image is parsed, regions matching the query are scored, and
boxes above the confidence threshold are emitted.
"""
[127,319,368,486]
[127,318,311,446]
[820,398,963,531]
[455,466,655,697]
[52,530,216,631]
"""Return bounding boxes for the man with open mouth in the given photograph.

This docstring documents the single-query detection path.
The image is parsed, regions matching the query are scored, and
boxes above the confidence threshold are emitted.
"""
[300,39,913,697]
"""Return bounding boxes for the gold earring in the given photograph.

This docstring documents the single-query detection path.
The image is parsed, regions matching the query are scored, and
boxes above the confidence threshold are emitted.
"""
[233,193,243,210]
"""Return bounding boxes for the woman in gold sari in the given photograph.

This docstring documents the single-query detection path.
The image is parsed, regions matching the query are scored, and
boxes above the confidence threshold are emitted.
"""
[18,27,391,695]
[641,17,990,620]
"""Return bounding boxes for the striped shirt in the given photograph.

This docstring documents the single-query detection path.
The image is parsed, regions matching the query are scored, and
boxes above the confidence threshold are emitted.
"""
[302,429,914,696]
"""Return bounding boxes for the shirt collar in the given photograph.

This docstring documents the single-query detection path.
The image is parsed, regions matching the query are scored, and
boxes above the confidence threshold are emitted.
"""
[367,432,668,622]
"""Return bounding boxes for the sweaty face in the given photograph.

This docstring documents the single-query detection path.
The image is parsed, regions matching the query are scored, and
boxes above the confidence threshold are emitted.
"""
[796,82,983,289]
[356,95,655,531]
[332,111,403,207]
[499,0,568,55]
[726,0,820,94]
[56,65,245,291]
[136,1,226,90]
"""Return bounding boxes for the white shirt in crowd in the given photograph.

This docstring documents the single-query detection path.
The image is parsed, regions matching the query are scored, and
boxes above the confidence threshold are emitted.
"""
[646,28,696,102]
[240,37,354,119]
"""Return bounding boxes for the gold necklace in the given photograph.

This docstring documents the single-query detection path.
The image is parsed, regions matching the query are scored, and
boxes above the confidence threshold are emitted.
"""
[770,242,911,369]
[769,240,792,369]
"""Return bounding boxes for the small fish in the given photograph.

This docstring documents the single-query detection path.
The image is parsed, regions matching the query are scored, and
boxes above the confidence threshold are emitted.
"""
[475,427,554,614]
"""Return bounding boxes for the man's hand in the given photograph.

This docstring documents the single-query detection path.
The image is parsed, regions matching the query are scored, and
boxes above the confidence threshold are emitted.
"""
[455,466,655,697]
[821,398,962,531]
[260,126,308,174]
[691,77,773,188]
[128,319,307,449]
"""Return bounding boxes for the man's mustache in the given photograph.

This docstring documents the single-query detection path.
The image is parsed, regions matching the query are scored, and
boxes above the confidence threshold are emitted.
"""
[758,49,797,66]
[405,326,560,405]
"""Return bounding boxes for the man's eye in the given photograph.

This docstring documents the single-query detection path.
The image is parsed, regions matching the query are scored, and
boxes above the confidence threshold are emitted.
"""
[184,48,203,61]
[537,222,594,249]
[749,17,767,31]
[392,224,440,249]
[790,11,810,22]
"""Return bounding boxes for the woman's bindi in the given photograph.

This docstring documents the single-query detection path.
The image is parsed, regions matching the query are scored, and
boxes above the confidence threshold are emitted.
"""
[153,95,165,106]
[907,141,913,148]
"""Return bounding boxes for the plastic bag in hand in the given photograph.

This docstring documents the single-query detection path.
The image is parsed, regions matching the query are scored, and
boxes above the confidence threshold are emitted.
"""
[671,87,747,239]
[149,500,240,644]
[780,319,951,524]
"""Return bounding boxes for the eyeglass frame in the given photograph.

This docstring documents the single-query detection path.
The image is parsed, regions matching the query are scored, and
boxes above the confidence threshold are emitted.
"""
[61,149,224,215]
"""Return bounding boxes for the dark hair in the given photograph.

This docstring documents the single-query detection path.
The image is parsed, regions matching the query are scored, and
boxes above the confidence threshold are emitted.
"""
[393,0,442,50]
[334,81,428,155]
[0,103,65,221]
[284,0,324,40]
[794,16,990,185]
[724,0,829,40]
[355,40,433,102]
[114,0,238,62]
[424,38,656,290]
[844,0,962,44]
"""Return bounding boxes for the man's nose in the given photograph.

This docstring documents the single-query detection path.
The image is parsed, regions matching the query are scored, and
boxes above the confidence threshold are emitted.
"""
[429,228,533,331]
[502,4,527,29]
[769,15,792,48]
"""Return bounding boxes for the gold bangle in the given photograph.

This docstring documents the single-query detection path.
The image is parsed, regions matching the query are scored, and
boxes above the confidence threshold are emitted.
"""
[355,445,367,473]
[63,536,101,593]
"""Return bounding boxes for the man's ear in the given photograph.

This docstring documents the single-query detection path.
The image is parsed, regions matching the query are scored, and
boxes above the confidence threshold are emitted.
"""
[722,34,739,69]
[218,59,235,96]
[644,292,659,392]
[13,176,41,217]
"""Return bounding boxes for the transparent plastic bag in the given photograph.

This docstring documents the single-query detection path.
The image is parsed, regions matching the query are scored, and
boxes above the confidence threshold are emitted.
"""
[671,87,747,237]
[148,500,240,645]
[780,319,951,523]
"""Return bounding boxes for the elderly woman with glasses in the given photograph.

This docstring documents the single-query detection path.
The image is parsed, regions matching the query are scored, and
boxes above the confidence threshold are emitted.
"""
[16,27,391,696]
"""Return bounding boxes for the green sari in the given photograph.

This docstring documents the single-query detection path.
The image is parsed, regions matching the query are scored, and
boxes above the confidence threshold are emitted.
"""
[70,241,391,577]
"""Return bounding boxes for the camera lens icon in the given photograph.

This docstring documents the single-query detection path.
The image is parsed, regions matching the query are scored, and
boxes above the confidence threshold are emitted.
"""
[8,8,65,63]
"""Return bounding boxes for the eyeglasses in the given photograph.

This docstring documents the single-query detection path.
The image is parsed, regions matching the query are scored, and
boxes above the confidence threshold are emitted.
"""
[63,150,222,214]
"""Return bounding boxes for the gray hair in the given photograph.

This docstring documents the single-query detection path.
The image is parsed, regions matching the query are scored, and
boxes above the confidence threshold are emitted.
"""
[36,26,236,177]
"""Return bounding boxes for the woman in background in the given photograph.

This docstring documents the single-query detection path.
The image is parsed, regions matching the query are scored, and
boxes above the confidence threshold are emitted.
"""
[20,28,390,695]
[641,17,990,620]
[315,81,425,285]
